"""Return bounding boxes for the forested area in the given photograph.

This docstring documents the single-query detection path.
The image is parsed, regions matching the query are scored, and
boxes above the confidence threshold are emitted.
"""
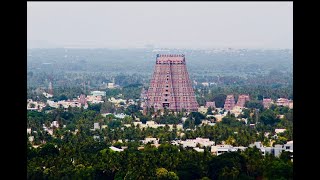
[28,142,293,180]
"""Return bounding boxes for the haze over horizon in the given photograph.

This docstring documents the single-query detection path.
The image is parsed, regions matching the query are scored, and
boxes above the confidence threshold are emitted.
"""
[28,2,293,49]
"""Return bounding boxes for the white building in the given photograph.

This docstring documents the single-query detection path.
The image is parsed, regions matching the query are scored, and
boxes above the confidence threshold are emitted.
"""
[180,138,215,148]
[193,147,205,152]
[28,136,34,142]
[43,92,53,98]
[114,113,128,119]
[249,141,293,157]
[275,129,286,134]
[51,121,59,128]
[86,95,104,104]
[143,138,159,144]
[94,122,100,130]
[107,83,115,89]
[109,146,124,152]
[90,91,106,97]
[198,106,208,114]
[211,145,235,156]
[27,128,31,134]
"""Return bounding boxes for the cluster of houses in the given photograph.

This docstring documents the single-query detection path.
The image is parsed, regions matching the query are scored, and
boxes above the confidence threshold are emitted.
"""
[197,95,293,117]
[108,136,293,158]
[27,88,141,112]
[108,97,137,108]
[123,120,184,131]
[27,99,47,111]
[263,98,293,109]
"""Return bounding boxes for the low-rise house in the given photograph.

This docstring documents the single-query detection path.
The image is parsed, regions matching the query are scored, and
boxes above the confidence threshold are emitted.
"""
[109,146,124,152]
[114,113,128,119]
[51,121,59,128]
[283,141,293,152]
[180,138,215,148]
[250,141,293,157]
[276,98,290,107]
[211,145,234,156]
[230,106,243,117]
[28,136,34,142]
[143,137,159,144]
[90,91,106,97]
[275,129,286,134]
[193,147,205,152]
[198,106,208,114]
[94,122,100,130]
[213,114,225,122]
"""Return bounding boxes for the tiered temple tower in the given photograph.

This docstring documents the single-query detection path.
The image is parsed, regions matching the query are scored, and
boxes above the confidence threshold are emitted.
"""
[224,94,235,110]
[146,54,198,112]
[79,94,87,105]
[48,81,53,95]
[236,94,250,107]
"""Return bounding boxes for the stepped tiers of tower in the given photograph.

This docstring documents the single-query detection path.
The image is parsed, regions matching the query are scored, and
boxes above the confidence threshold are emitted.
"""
[146,54,199,112]
[79,94,87,105]
[224,95,235,111]
[236,94,250,107]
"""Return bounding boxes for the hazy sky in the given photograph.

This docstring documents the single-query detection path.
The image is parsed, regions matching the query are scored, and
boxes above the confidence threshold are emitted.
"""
[27,2,293,49]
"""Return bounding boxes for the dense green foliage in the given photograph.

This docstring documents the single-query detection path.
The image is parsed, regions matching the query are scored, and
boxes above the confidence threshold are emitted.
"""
[27,141,292,180]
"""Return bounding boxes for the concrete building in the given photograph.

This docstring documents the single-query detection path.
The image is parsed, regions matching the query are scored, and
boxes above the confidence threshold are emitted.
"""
[28,136,34,142]
[114,113,127,119]
[51,121,59,128]
[201,82,209,87]
[275,129,286,134]
[107,83,115,89]
[90,91,106,97]
[249,141,293,157]
[193,147,205,152]
[109,146,124,152]
[94,122,100,130]
[143,138,159,144]
[211,145,236,156]
[276,98,290,107]
[180,138,215,148]
[198,106,208,114]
